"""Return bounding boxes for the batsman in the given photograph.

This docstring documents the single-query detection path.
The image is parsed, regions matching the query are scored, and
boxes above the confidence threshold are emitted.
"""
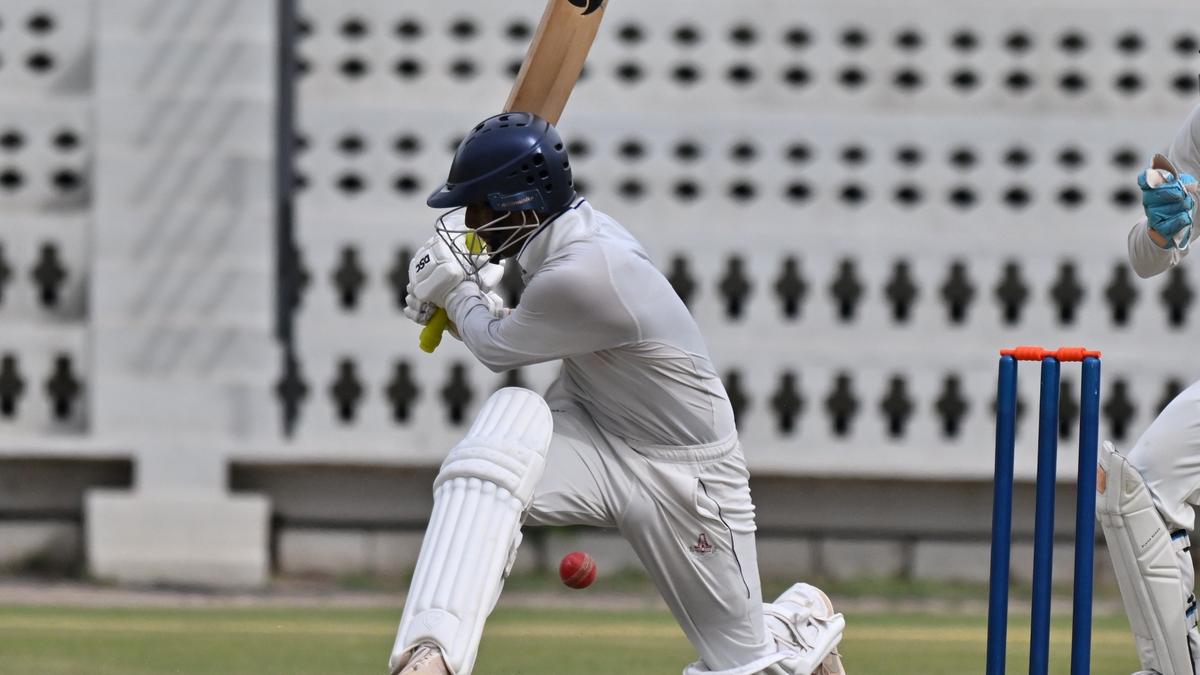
[389,111,846,675]
[385,2,844,674]
[1101,101,1200,675]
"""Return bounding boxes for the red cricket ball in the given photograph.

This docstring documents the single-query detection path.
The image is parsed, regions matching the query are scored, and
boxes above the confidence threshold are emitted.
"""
[559,551,597,589]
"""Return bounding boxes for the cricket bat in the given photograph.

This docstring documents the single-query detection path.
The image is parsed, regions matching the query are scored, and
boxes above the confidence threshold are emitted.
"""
[420,0,608,353]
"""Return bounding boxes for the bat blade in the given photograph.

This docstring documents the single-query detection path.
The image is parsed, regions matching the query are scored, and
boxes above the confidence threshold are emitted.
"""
[505,0,608,124]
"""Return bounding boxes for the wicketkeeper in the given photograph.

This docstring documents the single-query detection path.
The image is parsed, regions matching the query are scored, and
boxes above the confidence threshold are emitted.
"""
[387,112,847,675]
[1101,102,1200,675]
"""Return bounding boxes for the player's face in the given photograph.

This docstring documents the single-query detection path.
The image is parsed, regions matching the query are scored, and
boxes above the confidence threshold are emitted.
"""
[464,203,509,253]
[464,203,502,230]
[448,201,541,263]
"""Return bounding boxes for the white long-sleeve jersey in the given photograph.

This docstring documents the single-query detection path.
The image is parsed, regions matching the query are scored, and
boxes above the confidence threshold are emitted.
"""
[444,199,736,448]
[1128,104,1200,278]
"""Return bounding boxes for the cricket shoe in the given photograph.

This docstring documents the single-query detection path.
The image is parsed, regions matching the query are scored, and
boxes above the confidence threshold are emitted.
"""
[390,642,449,675]
[765,583,847,675]
[800,585,847,675]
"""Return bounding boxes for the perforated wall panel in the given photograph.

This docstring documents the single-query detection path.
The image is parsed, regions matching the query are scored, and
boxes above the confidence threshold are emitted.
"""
[1,0,1197,482]
[0,0,92,438]
[279,0,1200,481]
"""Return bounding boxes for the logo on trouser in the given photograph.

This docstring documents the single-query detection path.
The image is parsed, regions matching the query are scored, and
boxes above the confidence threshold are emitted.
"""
[690,532,714,559]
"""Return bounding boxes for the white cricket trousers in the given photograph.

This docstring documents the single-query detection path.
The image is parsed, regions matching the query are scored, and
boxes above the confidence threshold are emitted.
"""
[1127,378,1200,532]
[526,397,777,671]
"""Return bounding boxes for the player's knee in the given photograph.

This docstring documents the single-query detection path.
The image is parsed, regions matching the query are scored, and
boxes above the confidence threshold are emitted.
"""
[1122,441,1185,521]
[1100,440,1193,528]
[434,387,554,508]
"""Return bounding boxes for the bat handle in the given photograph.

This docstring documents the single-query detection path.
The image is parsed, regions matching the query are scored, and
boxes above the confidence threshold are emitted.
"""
[419,308,451,353]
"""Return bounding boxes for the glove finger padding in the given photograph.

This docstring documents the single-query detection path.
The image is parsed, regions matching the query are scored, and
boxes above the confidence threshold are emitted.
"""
[403,306,427,325]
[402,282,437,325]
[1144,183,1192,208]
[410,239,466,306]
[418,233,441,251]
[1153,211,1194,239]
[404,297,436,325]
[476,261,506,292]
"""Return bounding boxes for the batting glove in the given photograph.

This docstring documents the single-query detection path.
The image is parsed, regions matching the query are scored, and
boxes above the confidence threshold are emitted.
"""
[476,260,506,292]
[437,282,509,341]
[403,282,437,326]
[409,238,466,307]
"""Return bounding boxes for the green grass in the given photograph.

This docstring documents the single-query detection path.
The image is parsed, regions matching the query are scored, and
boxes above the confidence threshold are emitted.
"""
[0,603,1141,675]
[338,570,1130,606]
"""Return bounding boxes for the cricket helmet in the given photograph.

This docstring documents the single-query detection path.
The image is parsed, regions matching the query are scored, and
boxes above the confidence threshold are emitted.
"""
[427,112,576,213]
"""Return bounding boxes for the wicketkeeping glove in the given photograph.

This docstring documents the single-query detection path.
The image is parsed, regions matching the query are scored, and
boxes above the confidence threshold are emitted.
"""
[1140,168,1198,250]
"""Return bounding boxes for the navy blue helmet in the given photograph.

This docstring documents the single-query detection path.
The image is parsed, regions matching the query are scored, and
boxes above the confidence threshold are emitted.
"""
[427,112,576,213]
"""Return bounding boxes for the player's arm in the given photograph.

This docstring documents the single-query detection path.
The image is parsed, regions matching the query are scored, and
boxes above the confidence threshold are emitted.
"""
[1128,104,1200,278]
[445,261,638,372]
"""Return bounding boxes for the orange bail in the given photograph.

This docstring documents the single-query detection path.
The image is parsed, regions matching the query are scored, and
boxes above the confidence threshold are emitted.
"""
[999,346,1101,362]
